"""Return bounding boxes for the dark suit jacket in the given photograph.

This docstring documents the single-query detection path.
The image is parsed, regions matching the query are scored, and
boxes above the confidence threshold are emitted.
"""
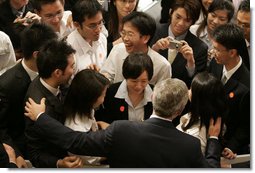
[0,62,31,158]
[208,59,250,88]
[24,77,67,167]
[208,59,250,154]
[151,23,208,87]
[0,0,34,49]
[95,82,153,123]
[34,114,221,168]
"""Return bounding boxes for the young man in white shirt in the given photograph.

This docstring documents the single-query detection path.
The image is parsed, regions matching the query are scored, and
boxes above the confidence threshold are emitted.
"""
[100,11,171,85]
[67,0,107,74]
[33,0,74,39]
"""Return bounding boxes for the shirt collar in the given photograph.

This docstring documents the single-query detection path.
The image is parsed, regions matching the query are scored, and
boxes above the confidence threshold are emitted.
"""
[11,5,26,17]
[150,114,172,122]
[74,29,101,53]
[39,78,60,96]
[115,80,153,103]
[21,59,38,81]
[223,57,242,80]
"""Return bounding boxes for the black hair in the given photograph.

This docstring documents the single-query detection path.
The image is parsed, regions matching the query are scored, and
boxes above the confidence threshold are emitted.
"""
[122,52,153,81]
[37,39,75,78]
[122,11,156,45]
[64,69,110,121]
[183,72,227,131]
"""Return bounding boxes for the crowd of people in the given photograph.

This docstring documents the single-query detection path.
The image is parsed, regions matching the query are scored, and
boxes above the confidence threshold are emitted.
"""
[0,0,250,168]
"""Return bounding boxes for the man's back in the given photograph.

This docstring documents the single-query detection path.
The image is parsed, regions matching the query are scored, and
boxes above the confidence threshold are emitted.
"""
[35,114,220,168]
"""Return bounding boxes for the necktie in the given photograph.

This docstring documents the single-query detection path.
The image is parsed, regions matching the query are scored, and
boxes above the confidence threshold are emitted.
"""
[57,91,62,101]
[221,74,227,85]
[168,48,178,64]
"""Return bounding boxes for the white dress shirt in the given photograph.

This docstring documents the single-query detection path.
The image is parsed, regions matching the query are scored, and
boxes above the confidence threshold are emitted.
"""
[65,110,102,165]
[100,43,171,85]
[67,29,107,74]
[0,31,16,75]
[56,11,74,39]
[176,113,207,155]
[114,80,153,121]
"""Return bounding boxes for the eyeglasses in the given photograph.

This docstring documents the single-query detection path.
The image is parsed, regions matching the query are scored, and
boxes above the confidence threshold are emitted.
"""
[120,30,136,39]
[212,47,229,54]
[236,20,250,29]
[85,20,105,30]
[118,0,137,5]
[43,11,63,21]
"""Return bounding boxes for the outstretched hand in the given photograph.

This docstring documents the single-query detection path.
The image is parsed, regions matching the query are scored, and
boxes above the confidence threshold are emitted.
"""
[25,98,46,121]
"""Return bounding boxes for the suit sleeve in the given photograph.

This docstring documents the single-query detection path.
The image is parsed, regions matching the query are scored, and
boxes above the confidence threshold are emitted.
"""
[35,114,110,157]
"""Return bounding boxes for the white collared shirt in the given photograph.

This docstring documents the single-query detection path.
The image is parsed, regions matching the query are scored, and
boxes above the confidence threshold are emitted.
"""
[100,43,171,85]
[67,29,107,74]
[56,11,74,39]
[64,110,98,132]
[149,114,172,122]
[114,80,153,122]
[64,109,102,165]
[222,57,242,83]
[21,59,38,81]
[0,31,16,75]
[39,78,59,96]
[176,113,207,155]
[190,25,212,50]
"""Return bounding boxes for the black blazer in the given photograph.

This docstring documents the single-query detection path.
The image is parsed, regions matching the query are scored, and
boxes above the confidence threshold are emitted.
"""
[208,59,250,154]
[95,82,153,124]
[222,79,250,154]
[34,114,221,168]
[0,0,34,49]
[208,59,250,88]
[0,62,31,158]
[151,23,208,87]
[24,77,67,167]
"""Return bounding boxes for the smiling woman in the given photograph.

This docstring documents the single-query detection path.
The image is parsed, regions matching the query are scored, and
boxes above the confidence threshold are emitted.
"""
[95,52,153,123]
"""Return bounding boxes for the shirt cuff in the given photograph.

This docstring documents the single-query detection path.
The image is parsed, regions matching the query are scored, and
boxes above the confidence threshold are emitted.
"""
[36,112,44,120]
[185,65,195,77]
[209,136,218,140]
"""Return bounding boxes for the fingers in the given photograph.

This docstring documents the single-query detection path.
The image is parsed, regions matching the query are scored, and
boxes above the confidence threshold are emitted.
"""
[64,156,83,168]
[40,98,46,105]
[210,117,214,126]
[215,117,222,128]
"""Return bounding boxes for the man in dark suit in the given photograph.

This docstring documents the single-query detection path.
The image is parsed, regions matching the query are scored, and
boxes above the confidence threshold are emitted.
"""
[24,78,222,168]
[208,23,250,162]
[151,0,208,88]
[0,23,57,168]
[24,39,83,168]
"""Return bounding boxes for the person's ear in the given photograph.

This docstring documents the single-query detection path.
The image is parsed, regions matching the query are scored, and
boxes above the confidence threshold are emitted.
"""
[228,49,238,57]
[73,21,81,29]
[32,51,39,59]
[53,69,63,78]
[141,35,150,45]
